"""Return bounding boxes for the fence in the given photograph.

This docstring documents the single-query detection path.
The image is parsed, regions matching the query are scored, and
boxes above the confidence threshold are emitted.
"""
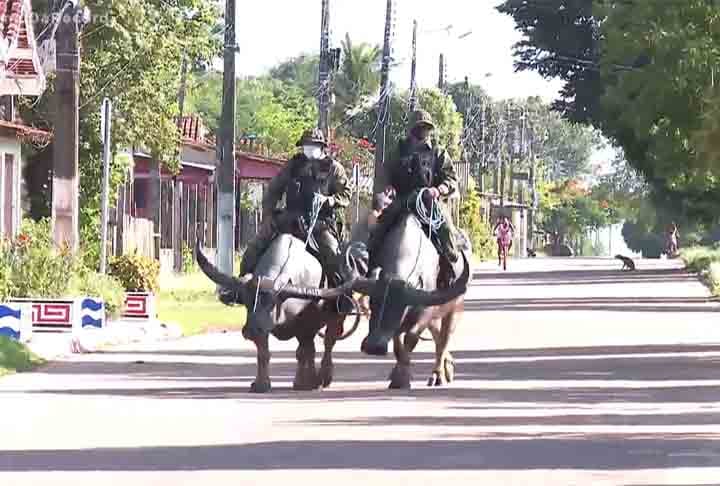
[111,173,268,270]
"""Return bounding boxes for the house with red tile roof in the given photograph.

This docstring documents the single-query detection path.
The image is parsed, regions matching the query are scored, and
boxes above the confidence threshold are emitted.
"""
[0,0,48,239]
[116,114,288,269]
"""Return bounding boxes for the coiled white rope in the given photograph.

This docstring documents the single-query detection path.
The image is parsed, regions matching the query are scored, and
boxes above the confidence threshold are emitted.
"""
[414,187,446,239]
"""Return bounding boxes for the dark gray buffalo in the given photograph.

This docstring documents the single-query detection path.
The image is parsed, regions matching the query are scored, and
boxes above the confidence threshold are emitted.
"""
[196,234,352,393]
[286,211,470,389]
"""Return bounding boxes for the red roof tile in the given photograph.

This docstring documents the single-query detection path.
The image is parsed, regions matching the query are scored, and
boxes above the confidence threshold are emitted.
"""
[177,115,207,143]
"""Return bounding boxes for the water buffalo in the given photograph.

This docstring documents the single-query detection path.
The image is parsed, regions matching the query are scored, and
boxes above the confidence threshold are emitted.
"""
[285,211,470,389]
[195,233,350,393]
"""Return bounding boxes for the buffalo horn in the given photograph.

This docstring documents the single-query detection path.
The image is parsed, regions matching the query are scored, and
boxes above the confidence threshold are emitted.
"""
[399,252,470,306]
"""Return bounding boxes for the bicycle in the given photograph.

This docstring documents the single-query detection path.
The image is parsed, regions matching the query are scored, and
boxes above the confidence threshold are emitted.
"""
[497,234,511,271]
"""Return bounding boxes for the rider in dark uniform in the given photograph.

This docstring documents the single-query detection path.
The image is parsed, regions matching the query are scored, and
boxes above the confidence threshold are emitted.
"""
[239,128,351,287]
[366,109,460,278]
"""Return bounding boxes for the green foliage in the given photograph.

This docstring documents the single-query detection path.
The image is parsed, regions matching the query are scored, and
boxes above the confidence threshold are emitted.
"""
[681,246,720,273]
[158,271,246,335]
[21,0,220,257]
[539,180,609,247]
[621,221,665,258]
[0,337,45,375]
[0,241,11,302]
[334,35,381,122]
[3,219,78,299]
[269,54,320,99]
[681,247,720,295]
[347,88,464,161]
[499,0,720,223]
[109,253,161,293]
[186,74,317,158]
[496,0,602,124]
[69,271,126,319]
[182,244,198,274]
[459,179,494,260]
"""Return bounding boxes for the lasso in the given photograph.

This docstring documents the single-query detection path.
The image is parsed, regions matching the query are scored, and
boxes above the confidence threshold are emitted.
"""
[414,187,446,239]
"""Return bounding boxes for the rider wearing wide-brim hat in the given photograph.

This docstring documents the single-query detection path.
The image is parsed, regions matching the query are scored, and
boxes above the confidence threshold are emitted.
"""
[239,127,351,288]
[295,128,329,147]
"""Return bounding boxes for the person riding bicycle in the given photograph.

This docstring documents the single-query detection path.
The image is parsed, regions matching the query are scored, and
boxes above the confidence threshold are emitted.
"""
[493,216,515,265]
[239,128,351,287]
[365,109,460,282]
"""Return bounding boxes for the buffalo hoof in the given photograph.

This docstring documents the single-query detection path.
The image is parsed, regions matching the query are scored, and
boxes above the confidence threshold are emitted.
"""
[444,355,456,384]
[388,365,412,390]
[427,371,445,387]
[361,337,388,356]
[428,355,455,387]
[249,380,272,393]
[318,363,334,389]
[293,368,320,391]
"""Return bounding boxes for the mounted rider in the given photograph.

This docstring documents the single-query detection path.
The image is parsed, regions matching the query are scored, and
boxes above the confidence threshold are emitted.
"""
[366,109,460,282]
[239,128,351,287]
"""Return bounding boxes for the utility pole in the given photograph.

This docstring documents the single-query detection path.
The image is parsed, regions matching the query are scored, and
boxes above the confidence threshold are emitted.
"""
[409,19,418,112]
[174,56,189,273]
[217,0,238,275]
[479,99,486,194]
[52,1,87,252]
[317,0,331,138]
[438,53,446,91]
[99,98,112,274]
[372,0,394,196]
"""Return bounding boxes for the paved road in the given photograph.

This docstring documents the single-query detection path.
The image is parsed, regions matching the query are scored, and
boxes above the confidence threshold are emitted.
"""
[2,257,720,485]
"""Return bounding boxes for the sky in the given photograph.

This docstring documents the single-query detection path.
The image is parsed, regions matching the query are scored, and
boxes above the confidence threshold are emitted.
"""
[229,0,615,173]
[233,0,564,101]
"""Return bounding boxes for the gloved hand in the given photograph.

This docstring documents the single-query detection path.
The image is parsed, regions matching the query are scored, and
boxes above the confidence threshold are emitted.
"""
[421,187,440,205]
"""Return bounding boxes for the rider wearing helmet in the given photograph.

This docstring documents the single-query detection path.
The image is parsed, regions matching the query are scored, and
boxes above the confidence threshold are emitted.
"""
[239,128,351,286]
[366,109,460,280]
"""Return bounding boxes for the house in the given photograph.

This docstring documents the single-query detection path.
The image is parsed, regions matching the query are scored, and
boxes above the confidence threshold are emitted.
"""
[114,115,287,270]
[0,0,49,239]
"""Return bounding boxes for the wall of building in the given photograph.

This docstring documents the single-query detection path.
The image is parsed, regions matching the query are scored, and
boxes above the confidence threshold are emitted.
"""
[0,135,22,238]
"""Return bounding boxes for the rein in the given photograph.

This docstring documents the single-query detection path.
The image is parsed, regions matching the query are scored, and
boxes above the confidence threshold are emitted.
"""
[252,193,326,312]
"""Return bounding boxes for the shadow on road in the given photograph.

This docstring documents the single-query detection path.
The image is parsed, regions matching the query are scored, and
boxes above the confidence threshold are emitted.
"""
[6,343,720,404]
[2,436,720,472]
[462,295,719,313]
[472,267,700,288]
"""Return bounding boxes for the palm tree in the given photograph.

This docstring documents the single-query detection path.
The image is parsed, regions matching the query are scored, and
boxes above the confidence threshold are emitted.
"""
[333,34,381,127]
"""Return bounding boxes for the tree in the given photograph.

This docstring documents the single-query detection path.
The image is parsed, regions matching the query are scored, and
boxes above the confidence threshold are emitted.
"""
[347,88,464,161]
[496,0,604,124]
[333,34,381,123]
[269,54,320,99]
[597,0,720,223]
[21,0,219,263]
[538,179,609,253]
[184,73,317,158]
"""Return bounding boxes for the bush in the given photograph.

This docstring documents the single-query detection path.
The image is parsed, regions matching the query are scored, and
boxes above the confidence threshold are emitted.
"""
[459,180,494,260]
[0,239,11,301]
[3,219,78,299]
[69,270,126,318]
[0,337,45,375]
[681,246,720,273]
[109,252,160,293]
